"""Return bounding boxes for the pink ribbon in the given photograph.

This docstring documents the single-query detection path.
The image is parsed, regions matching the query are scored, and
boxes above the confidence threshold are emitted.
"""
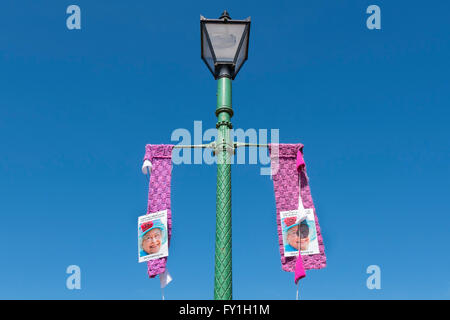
[295,147,306,284]
[296,148,305,170]
[295,254,306,284]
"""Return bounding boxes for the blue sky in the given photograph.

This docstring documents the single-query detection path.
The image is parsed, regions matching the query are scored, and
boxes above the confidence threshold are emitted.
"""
[0,0,449,299]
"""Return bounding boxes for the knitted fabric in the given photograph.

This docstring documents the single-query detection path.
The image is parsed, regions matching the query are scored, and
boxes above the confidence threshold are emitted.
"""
[269,144,326,272]
[143,144,174,278]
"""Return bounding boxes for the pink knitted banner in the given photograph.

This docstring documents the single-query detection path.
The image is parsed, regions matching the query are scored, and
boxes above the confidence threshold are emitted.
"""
[269,144,326,272]
[143,144,174,278]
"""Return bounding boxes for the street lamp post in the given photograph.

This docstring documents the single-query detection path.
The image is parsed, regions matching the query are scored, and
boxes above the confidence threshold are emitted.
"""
[200,10,251,300]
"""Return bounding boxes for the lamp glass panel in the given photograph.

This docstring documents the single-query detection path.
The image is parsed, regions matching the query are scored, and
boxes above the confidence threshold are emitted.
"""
[205,23,246,62]
[202,26,215,72]
[234,29,248,73]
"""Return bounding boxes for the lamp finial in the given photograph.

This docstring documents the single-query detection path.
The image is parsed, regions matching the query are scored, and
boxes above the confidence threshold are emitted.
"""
[220,10,231,21]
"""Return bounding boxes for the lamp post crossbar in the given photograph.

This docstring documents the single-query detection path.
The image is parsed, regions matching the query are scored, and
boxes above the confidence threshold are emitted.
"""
[173,143,269,149]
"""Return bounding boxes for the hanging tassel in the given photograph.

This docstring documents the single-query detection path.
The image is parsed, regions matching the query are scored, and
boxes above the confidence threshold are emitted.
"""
[159,269,173,289]
[142,159,153,174]
[159,269,172,300]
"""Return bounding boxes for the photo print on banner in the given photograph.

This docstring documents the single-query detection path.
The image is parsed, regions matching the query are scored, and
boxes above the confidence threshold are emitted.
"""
[138,210,169,263]
[281,209,319,257]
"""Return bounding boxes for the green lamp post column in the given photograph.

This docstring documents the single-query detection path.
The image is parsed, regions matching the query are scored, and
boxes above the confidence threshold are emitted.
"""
[214,66,233,300]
